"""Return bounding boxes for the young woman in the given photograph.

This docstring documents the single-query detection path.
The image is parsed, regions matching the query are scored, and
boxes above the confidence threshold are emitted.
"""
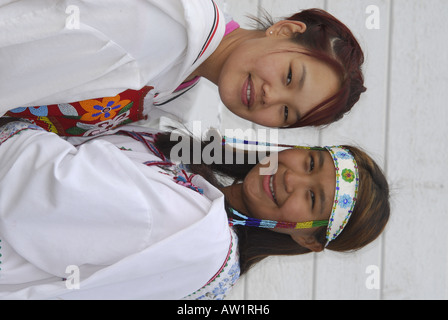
[0,118,389,299]
[0,0,365,135]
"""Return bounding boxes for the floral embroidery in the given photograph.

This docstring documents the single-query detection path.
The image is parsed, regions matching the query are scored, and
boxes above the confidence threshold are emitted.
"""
[9,105,48,117]
[8,107,26,114]
[6,87,151,137]
[38,117,59,134]
[341,168,355,183]
[79,95,131,122]
[73,110,132,136]
[0,120,45,145]
[338,194,353,209]
[335,151,351,160]
[57,103,79,117]
[174,171,204,195]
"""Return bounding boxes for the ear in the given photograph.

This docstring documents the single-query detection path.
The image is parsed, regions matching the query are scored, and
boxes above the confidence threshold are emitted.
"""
[290,233,324,252]
[267,20,307,38]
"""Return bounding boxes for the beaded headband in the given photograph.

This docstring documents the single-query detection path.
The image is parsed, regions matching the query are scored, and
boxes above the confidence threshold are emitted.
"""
[223,137,359,247]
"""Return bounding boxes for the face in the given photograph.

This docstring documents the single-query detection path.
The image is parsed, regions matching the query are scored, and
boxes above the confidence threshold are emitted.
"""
[241,148,336,237]
[217,30,340,128]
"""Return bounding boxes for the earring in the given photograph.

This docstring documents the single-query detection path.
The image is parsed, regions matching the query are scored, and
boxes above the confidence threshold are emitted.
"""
[269,31,273,35]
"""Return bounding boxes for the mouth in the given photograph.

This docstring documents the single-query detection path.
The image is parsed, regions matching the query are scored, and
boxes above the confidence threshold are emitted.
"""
[242,75,254,109]
[269,174,278,205]
[263,174,278,205]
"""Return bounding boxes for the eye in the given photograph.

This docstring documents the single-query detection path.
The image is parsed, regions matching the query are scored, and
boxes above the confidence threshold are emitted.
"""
[286,68,292,85]
[284,106,289,122]
[310,190,316,209]
[309,155,315,172]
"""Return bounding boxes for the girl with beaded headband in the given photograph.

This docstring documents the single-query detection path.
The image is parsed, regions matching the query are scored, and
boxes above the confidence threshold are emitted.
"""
[222,136,359,247]
[227,145,359,248]
[155,132,390,273]
[0,118,389,299]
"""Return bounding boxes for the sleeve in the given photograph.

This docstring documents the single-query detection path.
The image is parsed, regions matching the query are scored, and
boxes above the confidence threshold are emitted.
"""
[0,0,188,113]
[182,229,240,300]
[0,120,152,278]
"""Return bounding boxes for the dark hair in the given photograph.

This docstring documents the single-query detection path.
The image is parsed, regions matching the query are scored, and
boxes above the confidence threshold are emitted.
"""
[252,8,366,127]
[154,133,389,275]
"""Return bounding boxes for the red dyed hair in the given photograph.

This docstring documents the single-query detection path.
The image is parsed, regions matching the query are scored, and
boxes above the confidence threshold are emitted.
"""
[284,9,366,127]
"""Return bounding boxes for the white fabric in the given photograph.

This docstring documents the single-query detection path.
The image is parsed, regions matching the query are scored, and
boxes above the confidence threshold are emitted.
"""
[0,122,234,299]
[0,0,225,119]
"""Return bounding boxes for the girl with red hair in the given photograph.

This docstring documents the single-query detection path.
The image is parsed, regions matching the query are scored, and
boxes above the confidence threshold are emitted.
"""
[1,1,365,134]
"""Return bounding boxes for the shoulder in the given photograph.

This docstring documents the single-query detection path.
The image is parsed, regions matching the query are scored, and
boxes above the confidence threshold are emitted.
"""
[183,228,240,300]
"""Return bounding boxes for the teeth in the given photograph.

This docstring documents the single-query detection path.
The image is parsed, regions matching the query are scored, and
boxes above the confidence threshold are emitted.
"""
[269,175,277,204]
[246,82,251,104]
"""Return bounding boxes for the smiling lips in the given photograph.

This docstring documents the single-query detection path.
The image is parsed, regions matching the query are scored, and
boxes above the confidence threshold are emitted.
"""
[263,174,278,205]
[242,76,254,108]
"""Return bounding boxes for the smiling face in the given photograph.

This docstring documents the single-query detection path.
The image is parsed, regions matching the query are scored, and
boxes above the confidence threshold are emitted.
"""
[241,148,336,239]
[217,22,341,128]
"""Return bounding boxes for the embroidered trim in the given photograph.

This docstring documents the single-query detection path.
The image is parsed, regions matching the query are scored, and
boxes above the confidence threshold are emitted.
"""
[6,87,152,137]
[116,131,204,196]
[173,170,204,195]
[0,120,45,146]
[153,81,199,107]
[205,230,234,286]
[193,0,221,65]
[184,229,240,300]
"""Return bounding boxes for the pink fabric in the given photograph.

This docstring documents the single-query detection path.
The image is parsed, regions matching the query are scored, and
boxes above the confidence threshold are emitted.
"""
[175,76,200,92]
[225,20,240,36]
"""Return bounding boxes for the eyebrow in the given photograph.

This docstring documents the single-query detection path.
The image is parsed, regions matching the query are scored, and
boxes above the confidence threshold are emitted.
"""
[318,151,326,217]
[292,63,307,122]
[299,64,307,90]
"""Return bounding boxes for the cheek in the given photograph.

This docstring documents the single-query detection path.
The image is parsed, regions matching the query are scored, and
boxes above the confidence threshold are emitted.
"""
[251,108,285,127]
[242,171,260,205]
[242,171,273,218]
[253,55,283,79]
[280,198,307,222]
[217,75,234,107]
[217,60,245,111]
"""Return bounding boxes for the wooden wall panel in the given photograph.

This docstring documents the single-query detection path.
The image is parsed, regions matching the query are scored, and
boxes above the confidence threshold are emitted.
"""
[315,0,391,299]
[382,0,448,299]
[219,0,448,300]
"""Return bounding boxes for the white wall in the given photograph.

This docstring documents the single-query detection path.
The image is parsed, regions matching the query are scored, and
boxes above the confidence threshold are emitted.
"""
[214,0,448,300]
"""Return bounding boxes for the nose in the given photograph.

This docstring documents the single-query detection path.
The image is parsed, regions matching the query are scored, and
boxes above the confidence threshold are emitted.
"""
[284,169,309,194]
[261,82,285,107]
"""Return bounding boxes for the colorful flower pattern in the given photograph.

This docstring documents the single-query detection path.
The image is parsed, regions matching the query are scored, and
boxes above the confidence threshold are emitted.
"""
[338,194,353,209]
[9,105,49,117]
[75,110,132,136]
[174,173,204,195]
[335,151,351,159]
[342,168,355,183]
[325,147,359,244]
[0,120,45,145]
[5,87,152,137]
[79,95,131,122]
